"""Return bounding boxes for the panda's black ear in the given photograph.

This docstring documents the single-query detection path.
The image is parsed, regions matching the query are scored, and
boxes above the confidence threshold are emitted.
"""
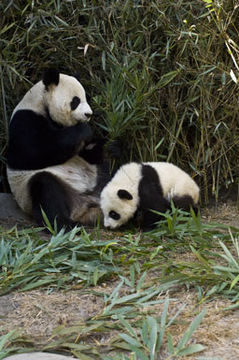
[43,69,60,88]
[73,71,81,83]
[117,189,133,200]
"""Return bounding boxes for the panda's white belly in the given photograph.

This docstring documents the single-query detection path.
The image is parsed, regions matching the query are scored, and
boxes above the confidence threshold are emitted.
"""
[7,155,98,215]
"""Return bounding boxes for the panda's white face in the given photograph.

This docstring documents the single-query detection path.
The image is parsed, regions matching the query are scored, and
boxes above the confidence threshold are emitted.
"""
[100,185,137,229]
[100,162,141,229]
[45,74,92,126]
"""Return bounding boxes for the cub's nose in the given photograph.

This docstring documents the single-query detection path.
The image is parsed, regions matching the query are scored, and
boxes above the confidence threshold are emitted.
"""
[84,112,92,118]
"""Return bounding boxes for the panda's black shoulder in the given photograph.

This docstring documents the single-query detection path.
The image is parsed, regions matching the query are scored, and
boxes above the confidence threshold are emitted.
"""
[138,163,164,197]
[140,164,160,183]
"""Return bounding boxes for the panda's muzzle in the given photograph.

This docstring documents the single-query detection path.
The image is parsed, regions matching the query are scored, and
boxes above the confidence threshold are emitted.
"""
[84,112,92,119]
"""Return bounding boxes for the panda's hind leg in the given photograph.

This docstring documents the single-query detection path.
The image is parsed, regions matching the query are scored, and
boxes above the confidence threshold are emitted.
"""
[172,195,198,214]
[29,171,75,230]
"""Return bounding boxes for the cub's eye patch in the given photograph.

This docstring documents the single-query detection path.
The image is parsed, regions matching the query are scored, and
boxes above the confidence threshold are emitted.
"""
[70,96,81,110]
[109,210,120,220]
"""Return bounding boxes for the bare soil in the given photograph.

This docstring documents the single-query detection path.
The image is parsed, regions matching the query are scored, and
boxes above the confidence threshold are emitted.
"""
[0,201,239,359]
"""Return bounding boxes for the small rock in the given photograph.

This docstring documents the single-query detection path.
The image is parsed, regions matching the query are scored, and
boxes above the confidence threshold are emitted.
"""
[0,193,33,227]
[0,193,31,220]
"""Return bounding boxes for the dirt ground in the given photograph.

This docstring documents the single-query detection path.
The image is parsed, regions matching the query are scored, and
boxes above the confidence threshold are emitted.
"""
[1,202,239,359]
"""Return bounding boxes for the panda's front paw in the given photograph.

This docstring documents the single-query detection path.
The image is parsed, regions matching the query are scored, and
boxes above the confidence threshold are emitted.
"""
[107,139,122,159]
[75,122,93,141]
[79,138,105,164]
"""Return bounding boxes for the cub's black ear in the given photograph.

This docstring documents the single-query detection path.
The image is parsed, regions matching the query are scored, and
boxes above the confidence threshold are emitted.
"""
[73,71,81,83]
[43,69,60,88]
[117,189,133,200]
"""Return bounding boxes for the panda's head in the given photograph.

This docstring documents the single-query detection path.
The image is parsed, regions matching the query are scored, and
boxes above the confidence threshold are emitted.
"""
[100,163,141,229]
[43,69,92,126]
[100,185,137,229]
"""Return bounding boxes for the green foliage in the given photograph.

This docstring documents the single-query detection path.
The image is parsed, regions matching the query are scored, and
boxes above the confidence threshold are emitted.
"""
[0,208,237,358]
[0,0,239,198]
[1,207,239,301]
[149,217,239,303]
[0,225,120,295]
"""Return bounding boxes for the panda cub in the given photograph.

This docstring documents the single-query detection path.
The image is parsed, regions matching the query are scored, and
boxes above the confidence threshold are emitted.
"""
[7,69,110,229]
[100,162,200,231]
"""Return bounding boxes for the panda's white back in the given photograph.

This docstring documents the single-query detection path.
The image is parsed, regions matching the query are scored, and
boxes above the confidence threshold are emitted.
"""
[12,81,45,118]
[146,162,199,204]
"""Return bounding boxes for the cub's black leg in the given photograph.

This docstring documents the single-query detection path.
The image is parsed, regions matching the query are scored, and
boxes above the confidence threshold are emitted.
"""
[140,194,170,231]
[29,171,75,230]
[172,195,198,214]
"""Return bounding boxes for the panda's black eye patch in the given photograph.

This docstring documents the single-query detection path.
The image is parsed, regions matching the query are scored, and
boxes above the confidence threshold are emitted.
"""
[109,210,120,221]
[70,96,81,110]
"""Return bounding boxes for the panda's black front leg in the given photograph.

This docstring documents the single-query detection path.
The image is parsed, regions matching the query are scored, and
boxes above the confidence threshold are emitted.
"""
[57,121,93,157]
[79,138,105,164]
[139,192,170,231]
[29,171,76,230]
[38,120,93,168]
[79,138,123,166]
[7,111,93,170]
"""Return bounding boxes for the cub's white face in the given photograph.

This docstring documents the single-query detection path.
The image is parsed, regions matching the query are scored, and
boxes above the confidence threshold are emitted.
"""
[100,185,136,229]
[45,74,92,126]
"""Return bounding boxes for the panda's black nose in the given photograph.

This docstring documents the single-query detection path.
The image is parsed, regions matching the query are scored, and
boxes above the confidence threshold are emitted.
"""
[85,113,91,118]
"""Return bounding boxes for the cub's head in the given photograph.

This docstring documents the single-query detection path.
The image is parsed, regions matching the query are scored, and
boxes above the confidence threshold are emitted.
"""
[43,69,92,126]
[100,186,136,229]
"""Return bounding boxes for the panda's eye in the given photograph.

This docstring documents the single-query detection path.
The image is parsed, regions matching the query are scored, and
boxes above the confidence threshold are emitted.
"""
[109,210,120,221]
[70,96,81,110]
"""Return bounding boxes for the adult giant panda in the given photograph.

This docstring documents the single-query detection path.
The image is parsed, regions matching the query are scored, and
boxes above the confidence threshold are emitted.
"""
[100,162,200,231]
[7,69,111,229]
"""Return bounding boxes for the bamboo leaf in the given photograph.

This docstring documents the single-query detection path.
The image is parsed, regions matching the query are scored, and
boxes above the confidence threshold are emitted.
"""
[117,315,136,337]
[148,316,158,360]
[176,309,206,351]
[119,333,142,348]
[177,343,205,356]
[158,70,181,88]
[167,332,174,354]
